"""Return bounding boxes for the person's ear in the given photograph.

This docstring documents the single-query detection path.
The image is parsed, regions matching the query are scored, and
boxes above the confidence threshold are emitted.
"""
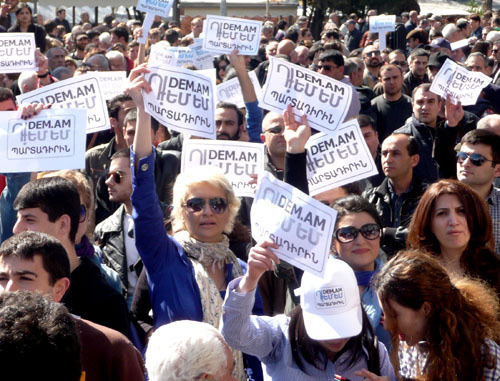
[411,153,420,168]
[52,277,70,302]
[56,214,72,241]
[422,301,432,316]
[493,162,500,178]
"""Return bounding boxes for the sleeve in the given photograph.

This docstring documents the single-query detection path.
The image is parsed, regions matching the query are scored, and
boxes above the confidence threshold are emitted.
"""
[221,277,286,360]
[0,172,31,242]
[378,342,397,381]
[109,332,146,381]
[245,100,263,143]
[284,151,309,194]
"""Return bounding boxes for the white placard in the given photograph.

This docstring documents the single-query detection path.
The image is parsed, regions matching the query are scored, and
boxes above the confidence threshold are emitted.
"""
[369,15,395,51]
[0,109,86,172]
[93,71,127,100]
[136,0,173,18]
[149,41,214,70]
[216,71,262,108]
[260,57,352,135]
[181,140,265,197]
[429,58,492,106]
[138,13,155,45]
[0,33,36,73]
[450,38,469,51]
[305,119,378,196]
[16,73,110,134]
[143,65,216,139]
[202,15,262,55]
[251,171,337,277]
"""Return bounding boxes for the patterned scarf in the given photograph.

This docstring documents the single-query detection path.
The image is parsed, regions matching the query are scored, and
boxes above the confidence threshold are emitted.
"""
[174,230,246,380]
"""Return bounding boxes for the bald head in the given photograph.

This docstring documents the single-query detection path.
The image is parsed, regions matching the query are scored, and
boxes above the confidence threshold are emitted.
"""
[278,39,297,63]
[477,114,500,135]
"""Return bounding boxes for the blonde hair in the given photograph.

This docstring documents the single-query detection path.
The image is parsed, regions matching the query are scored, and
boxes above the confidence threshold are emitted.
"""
[171,166,240,235]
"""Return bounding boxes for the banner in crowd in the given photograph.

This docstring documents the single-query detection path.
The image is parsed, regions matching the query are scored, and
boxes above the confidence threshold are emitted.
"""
[0,33,36,73]
[93,71,127,100]
[16,73,110,134]
[136,0,173,18]
[181,139,265,197]
[203,15,262,55]
[369,15,395,50]
[143,65,216,139]
[251,171,337,277]
[0,109,86,172]
[149,41,214,70]
[430,58,492,105]
[216,70,262,108]
[305,119,378,196]
[260,57,352,134]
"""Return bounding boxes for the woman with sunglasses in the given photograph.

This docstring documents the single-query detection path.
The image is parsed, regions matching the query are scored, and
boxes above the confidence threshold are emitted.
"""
[126,65,262,380]
[374,250,500,381]
[408,179,500,295]
[331,195,392,349]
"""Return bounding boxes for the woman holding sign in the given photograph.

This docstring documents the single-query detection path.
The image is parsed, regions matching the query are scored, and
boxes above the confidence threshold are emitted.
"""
[126,65,263,380]
[8,3,46,52]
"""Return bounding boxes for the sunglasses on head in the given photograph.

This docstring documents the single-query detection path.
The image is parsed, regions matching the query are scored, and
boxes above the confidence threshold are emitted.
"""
[106,170,127,184]
[456,151,495,167]
[264,125,284,134]
[335,223,382,243]
[184,197,228,214]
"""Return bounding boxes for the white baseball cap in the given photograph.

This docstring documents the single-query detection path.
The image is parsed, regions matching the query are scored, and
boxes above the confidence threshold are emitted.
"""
[296,257,362,340]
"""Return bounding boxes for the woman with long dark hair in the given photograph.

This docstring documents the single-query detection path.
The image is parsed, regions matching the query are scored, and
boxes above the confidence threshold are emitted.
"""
[375,250,500,380]
[8,3,46,52]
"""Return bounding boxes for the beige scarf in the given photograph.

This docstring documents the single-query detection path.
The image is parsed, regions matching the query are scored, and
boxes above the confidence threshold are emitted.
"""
[174,231,246,381]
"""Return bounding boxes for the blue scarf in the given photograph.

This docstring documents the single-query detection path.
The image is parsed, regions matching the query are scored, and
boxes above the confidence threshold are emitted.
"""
[355,269,377,287]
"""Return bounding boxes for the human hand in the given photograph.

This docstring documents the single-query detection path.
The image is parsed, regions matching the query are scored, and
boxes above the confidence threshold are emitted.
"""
[126,64,151,110]
[354,369,390,381]
[227,49,246,72]
[18,103,51,120]
[237,240,280,293]
[283,104,311,154]
[35,49,48,76]
[444,94,464,127]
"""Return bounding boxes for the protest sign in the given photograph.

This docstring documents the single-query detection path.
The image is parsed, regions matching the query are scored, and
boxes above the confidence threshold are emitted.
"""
[305,119,378,196]
[149,41,214,70]
[369,16,395,50]
[181,140,265,197]
[136,0,173,18]
[260,57,352,134]
[0,109,86,173]
[93,71,127,100]
[0,33,36,73]
[143,65,216,139]
[430,58,492,105]
[16,73,110,134]
[138,13,155,45]
[203,15,262,55]
[216,70,262,108]
[450,38,469,51]
[251,171,336,277]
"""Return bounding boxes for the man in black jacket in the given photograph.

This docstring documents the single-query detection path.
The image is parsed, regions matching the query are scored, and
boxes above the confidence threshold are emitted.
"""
[363,133,427,257]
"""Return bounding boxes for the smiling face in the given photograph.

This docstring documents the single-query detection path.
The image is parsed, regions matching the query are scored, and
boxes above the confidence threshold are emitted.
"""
[182,183,230,243]
[334,212,380,272]
[431,194,471,255]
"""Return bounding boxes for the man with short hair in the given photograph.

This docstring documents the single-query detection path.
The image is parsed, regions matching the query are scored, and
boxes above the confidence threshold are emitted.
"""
[165,28,179,46]
[405,10,419,33]
[54,7,70,33]
[70,32,88,61]
[362,44,383,89]
[345,19,362,51]
[0,231,145,380]
[344,57,375,114]
[110,26,129,47]
[371,64,413,141]
[187,17,203,38]
[402,48,430,96]
[46,47,66,71]
[318,49,361,121]
[215,102,246,141]
[406,28,427,52]
[260,111,286,177]
[363,133,426,257]
[456,129,500,254]
[106,50,127,71]
[12,177,130,336]
[357,114,384,189]
[388,49,409,74]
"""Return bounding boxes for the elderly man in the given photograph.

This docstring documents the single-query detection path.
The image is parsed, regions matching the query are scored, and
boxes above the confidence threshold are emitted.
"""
[106,50,127,71]
[46,47,66,71]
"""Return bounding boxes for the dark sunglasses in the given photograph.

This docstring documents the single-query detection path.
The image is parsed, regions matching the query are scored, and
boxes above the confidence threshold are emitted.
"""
[106,170,128,184]
[335,223,382,243]
[184,197,228,214]
[456,151,495,167]
[263,125,284,134]
[318,64,336,71]
[79,204,87,223]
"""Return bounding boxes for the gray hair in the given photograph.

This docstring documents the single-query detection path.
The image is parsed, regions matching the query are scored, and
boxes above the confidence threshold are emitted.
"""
[442,23,458,40]
[105,50,127,70]
[145,320,230,381]
[18,71,38,94]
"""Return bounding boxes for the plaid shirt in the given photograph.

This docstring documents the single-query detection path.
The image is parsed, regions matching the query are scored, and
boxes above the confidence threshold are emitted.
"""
[487,187,500,256]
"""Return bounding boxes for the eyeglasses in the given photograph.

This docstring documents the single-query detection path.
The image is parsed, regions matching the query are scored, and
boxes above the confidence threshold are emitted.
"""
[456,151,496,167]
[79,204,87,223]
[391,60,408,66]
[183,197,228,214]
[318,64,337,71]
[492,49,499,53]
[263,125,284,134]
[366,51,381,57]
[335,223,382,243]
[106,170,128,184]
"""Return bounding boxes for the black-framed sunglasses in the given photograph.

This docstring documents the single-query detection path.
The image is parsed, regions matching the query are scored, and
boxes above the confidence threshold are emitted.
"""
[79,204,87,223]
[456,151,495,167]
[335,223,382,243]
[318,64,337,71]
[183,197,228,214]
[366,51,381,57]
[263,125,284,134]
[106,170,128,184]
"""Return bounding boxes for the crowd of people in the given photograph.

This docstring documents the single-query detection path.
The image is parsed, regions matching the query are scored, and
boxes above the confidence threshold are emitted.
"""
[0,3,499,381]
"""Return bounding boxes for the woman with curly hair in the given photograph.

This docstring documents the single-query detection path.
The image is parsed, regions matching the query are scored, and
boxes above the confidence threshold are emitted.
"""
[408,179,500,294]
[374,250,500,381]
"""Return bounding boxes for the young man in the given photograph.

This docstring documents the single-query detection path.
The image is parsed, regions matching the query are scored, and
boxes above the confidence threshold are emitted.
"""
[13,176,130,337]
[402,48,430,96]
[0,231,145,380]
